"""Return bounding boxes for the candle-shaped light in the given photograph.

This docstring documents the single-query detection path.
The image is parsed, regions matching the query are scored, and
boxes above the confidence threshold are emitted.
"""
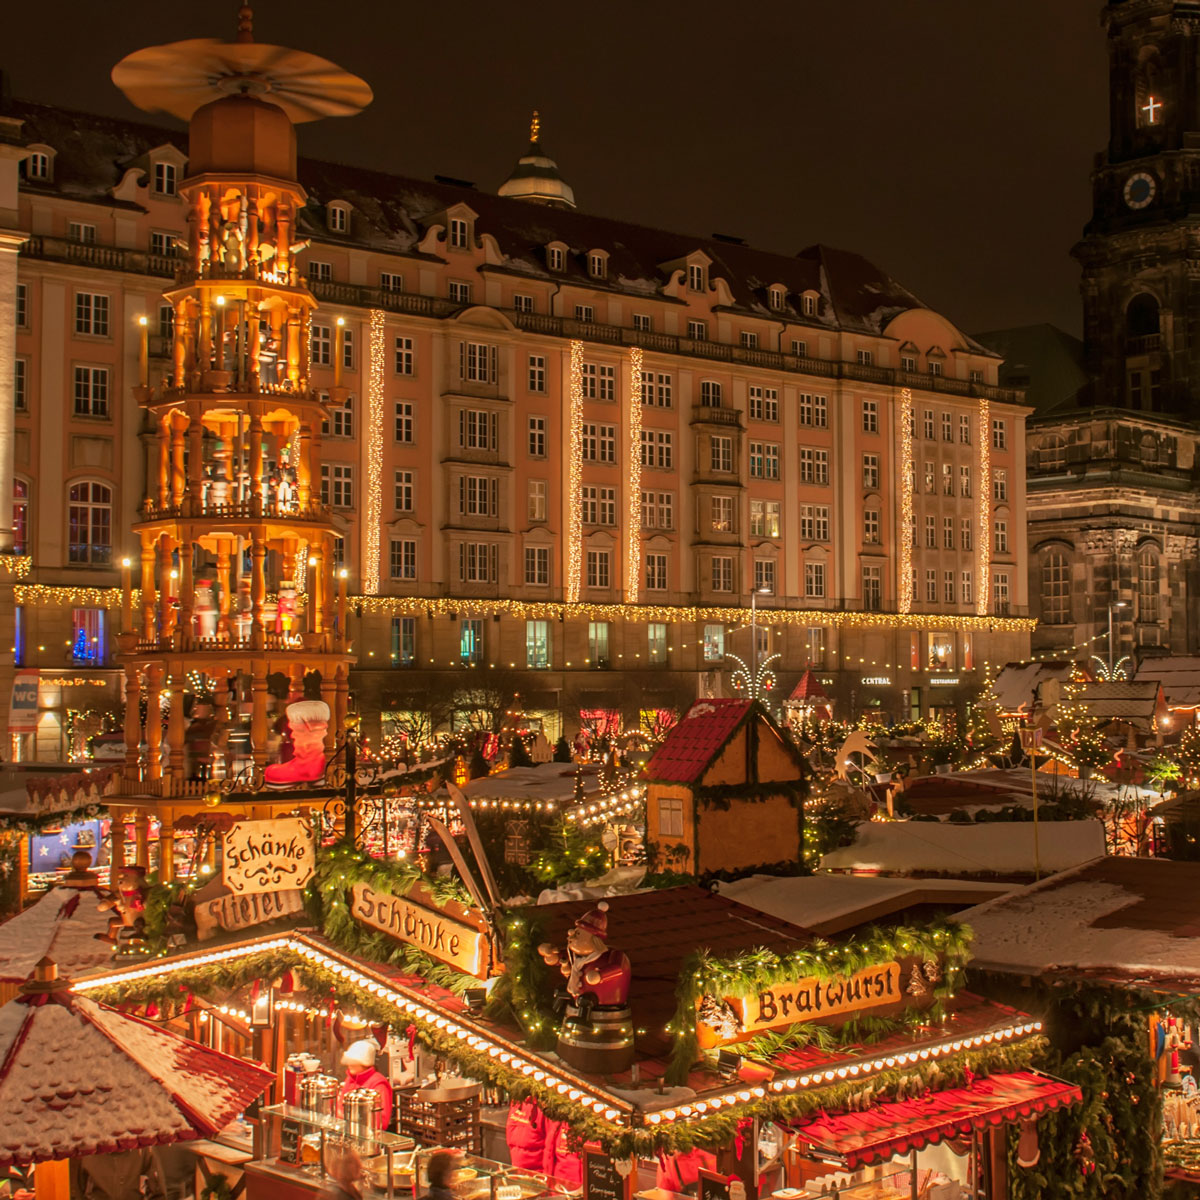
[334,316,345,389]
[121,557,133,632]
[307,554,318,633]
[337,567,348,635]
[138,316,149,387]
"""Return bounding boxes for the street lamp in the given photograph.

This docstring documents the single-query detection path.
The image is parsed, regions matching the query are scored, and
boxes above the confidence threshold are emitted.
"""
[1108,601,1128,678]
[749,585,771,667]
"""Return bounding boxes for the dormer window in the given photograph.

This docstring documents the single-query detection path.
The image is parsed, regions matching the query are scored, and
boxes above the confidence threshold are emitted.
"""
[687,262,707,293]
[153,161,177,196]
[449,217,470,249]
[24,147,53,183]
[768,286,785,311]
[801,292,818,317]
[547,244,565,271]
[327,203,349,234]
[588,251,608,280]
[928,347,946,377]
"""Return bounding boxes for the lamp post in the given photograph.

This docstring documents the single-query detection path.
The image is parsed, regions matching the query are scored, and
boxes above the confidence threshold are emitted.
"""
[749,585,770,668]
[1108,601,1128,678]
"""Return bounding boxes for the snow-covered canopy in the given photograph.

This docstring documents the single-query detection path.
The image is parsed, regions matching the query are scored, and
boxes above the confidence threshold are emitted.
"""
[0,888,115,984]
[460,762,601,804]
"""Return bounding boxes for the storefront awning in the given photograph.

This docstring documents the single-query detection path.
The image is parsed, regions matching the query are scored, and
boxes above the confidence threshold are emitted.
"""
[791,1071,1081,1169]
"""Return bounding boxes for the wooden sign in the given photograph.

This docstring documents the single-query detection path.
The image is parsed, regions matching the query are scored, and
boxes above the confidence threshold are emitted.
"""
[350,881,490,977]
[697,1169,734,1200]
[584,1147,632,1200]
[280,1118,302,1165]
[222,818,315,897]
[194,883,306,941]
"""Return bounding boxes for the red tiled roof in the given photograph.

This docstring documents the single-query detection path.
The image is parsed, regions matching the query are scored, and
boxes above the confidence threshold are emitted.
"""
[788,671,830,704]
[790,1070,1081,1169]
[642,699,753,785]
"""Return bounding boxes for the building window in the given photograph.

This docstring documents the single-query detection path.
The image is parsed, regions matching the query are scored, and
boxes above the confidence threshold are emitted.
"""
[959,465,971,497]
[528,479,548,522]
[394,401,414,443]
[633,313,652,332]
[394,337,414,376]
[959,415,971,444]
[391,616,416,666]
[381,272,404,292]
[699,380,722,407]
[741,331,759,349]
[308,261,333,284]
[862,565,882,610]
[864,509,880,544]
[71,608,105,664]
[67,481,112,564]
[942,462,953,495]
[450,281,473,305]
[1138,548,1160,623]
[1042,552,1070,624]
[943,517,954,550]
[944,571,956,604]
[925,516,937,549]
[643,492,674,530]
[74,293,109,336]
[328,396,354,438]
[72,367,109,418]
[525,546,550,585]
[582,363,616,401]
[311,324,332,366]
[641,372,672,408]
[389,538,417,581]
[709,495,734,533]
[547,245,565,271]
[394,470,414,512]
[527,355,546,393]
[581,422,616,463]
[449,217,469,249]
[69,222,96,245]
[856,348,873,366]
[750,499,781,538]
[687,320,707,341]
[748,386,779,422]
[941,412,953,441]
[703,624,725,662]
[862,399,878,433]
[327,204,348,233]
[769,286,785,310]
[149,230,178,257]
[645,554,668,591]
[341,327,356,370]
[459,475,499,517]
[588,622,610,666]
[459,543,498,583]
[645,622,668,664]
[992,419,1008,450]
[801,447,829,485]
[574,304,594,323]
[925,569,937,604]
[461,341,497,383]
[657,796,685,838]
[526,620,550,669]
[862,454,879,490]
[13,479,29,554]
[804,561,826,599]
[322,464,354,508]
[802,294,818,317]
[799,393,828,428]
[687,262,706,292]
[26,151,50,181]
[800,504,830,541]
[15,283,28,330]
[961,571,973,607]
[711,556,734,592]
[792,339,808,358]
[993,572,1011,615]
[159,303,175,339]
[749,441,780,479]
[588,252,607,279]
[527,415,547,458]
[148,160,177,196]
[460,619,484,664]
[710,436,734,473]
[929,359,943,377]
[995,522,1008,553]
[993,469,1008,501]
[459,409,498,451]
[581,485,617,526]
[1040,436,1066,470]
[923,410,935,439]
[14,359,27,412]
[754,558,776,594]
[586,550,611,589]
[961,519,973,551]
[640,430,673,469]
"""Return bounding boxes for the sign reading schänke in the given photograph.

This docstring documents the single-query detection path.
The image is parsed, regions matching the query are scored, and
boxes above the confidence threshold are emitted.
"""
[222,818,316,897]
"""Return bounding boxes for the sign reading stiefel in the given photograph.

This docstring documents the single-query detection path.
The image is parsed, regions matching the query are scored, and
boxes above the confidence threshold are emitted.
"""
[222,817,316,896]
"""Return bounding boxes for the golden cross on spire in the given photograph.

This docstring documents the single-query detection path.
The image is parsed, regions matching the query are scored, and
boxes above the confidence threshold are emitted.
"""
[530,110,541,144]
[236,4,255,42]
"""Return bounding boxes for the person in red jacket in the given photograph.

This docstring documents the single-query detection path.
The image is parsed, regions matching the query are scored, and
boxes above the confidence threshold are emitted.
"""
[543,1120,582,1191]
[337,1039,393,1131]
[505,1099,550,1172]
[656,1149,718,1196]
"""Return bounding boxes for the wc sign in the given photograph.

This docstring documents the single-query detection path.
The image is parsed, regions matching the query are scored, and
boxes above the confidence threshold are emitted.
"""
[8,673,39,734]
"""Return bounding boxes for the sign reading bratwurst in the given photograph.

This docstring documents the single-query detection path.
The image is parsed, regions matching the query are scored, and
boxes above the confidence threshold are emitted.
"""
[222,818,316,897]
[350,882,490,977]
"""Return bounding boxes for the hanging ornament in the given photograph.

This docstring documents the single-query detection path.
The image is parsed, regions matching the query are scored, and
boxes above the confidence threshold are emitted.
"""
[1075,1130,1096,1176]
[922,957,941,984]
[907,963,930,999]
[1016,1118,1040,1169]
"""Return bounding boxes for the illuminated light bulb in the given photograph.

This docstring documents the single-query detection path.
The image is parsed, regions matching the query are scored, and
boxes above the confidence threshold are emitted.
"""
[603,1109,618,1122]
[648,1114,661,1125]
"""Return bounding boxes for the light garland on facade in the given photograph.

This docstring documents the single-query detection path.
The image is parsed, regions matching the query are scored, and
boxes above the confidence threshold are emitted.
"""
[0,556,32,578]
[976,393,991,617]
[363,309,386,595]
[626,347,643,604]
[566,340,585,604]
[898,387,914,615]
[15,584,128,609]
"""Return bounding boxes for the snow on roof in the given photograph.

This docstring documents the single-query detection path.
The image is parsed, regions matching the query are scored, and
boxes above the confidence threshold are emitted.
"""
[718,873,1013,936]
[959,857,1200,989]
[821,820,1107,878]
[1135,655,1200,709]
[991,662,1075,714]
[1076,681,1161,724]
[0,888,115,984]
[0,989,272,1166]
[460,762,601,803]
[642,699,754,785]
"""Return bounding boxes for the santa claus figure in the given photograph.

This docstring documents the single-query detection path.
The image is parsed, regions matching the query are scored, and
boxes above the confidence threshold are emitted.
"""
[538,902,634,1074]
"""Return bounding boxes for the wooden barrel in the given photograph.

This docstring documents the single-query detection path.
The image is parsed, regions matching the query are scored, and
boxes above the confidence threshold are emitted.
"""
[556,1005,635,1075]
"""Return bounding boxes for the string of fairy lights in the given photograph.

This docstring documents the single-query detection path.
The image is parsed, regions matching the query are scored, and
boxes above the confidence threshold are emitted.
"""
[626,347,644,603]
[976,392,992,617]
[565,340,585,604]
[362,308,387,595]
[898,387,915,615]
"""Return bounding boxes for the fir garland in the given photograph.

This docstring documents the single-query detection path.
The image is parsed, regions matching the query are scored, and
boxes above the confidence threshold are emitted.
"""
[0,801,108,834]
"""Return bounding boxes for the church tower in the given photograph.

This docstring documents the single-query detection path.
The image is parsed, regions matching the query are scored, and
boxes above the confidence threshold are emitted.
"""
[1075,1,1200,413]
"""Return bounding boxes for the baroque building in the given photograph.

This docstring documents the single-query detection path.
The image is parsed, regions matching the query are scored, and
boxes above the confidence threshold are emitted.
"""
[0,24,1032,759]
[1017,0,1200,665]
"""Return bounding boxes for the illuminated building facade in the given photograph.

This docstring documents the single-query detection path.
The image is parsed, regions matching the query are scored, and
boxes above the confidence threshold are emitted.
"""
[0,94,1031,754]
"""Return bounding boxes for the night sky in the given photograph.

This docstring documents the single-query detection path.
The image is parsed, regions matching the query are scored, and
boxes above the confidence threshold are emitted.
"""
[5,0,1106,336]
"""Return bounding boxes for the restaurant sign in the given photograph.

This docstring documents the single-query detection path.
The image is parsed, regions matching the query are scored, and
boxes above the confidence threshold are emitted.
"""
[698,961,906,1044]
[222,818,316,897]
[350,881,492,978]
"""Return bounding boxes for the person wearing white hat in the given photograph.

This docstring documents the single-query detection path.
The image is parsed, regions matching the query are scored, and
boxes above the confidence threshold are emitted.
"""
[336,1038,393,1131]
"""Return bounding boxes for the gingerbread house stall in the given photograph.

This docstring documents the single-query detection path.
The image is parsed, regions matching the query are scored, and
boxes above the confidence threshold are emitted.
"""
[642,699,806,877]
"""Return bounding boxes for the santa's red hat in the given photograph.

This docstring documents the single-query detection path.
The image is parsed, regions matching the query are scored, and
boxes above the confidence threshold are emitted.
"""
[575,901,609,939]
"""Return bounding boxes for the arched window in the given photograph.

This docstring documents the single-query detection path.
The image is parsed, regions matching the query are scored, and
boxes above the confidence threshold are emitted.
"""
[1138,547,1160,623]
[1039,436,1066,470]
[67,481,112,565]
[1041,551,1071,625]
[1126,293,1160,341]
[12,479,28,555]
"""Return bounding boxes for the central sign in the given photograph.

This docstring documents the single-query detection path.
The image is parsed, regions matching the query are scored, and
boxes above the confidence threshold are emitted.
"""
[222,818,315,897]
[350,882,490,977]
